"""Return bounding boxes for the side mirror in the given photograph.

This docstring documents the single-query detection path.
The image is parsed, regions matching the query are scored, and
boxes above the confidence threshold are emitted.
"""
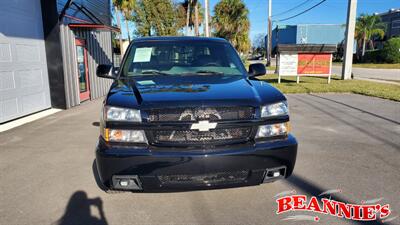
[96,64,117,79]
[248,63,266,77]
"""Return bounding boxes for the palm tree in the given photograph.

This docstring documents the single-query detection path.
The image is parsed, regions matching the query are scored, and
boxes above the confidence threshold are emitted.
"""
[113,0,135,42]
[212,0,250,53]
[193,0,199,36]
[112,0,124,54]
[121,0,136,41]
[178,0,203,36]
[185,0,191,35]
[355,14,386,58]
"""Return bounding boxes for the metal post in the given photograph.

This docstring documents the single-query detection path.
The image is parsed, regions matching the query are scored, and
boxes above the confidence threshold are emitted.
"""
[342,0,357,80]
[204,0,210,37]
[267,0,272,66]
[328,54,332,83]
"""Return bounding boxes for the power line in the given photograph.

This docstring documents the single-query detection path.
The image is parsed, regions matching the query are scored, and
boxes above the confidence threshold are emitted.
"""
[272,0,314,18]
[274,0,328,22]
[254,0,265,10]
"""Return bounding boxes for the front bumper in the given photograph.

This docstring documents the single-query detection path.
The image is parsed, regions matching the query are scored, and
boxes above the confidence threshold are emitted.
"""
[95,134,297,191]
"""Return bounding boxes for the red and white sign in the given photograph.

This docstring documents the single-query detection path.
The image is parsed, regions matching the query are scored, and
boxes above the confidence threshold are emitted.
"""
[297,54,331,75]
[278,52,333,84]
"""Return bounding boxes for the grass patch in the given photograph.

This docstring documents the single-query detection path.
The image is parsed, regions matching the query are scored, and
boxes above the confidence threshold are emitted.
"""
[333,62,400,69]
[258,74,400,101]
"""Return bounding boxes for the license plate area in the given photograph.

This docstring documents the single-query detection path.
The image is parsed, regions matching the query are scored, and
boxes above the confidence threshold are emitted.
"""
[157,170,249,186]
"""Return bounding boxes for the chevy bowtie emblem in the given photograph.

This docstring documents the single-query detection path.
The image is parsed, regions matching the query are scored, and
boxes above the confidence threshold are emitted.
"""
[190,120,217,132]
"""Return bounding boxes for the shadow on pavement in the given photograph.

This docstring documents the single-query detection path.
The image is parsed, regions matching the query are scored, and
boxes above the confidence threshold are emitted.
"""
[54,191,108,225]
[292,95,399,151]
[308,94,400,125]
[92,122,100,127]
[286,174,393,225]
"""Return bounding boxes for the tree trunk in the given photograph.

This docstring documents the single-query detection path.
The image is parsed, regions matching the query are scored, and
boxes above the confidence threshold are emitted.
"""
[369,39,374,50]
[194,0,199,36]
[361,36,366,58]
[124,12,131,42]
[115,6,124,55]
[186,0,191,36]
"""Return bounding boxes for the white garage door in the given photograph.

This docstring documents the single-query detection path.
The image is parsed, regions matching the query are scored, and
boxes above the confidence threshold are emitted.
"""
[0,0,51,123]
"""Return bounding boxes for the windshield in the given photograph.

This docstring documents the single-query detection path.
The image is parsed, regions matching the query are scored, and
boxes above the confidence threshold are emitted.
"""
[121,40,246,77]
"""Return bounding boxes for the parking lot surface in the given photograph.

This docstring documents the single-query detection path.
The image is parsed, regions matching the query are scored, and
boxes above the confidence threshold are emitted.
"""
[0,93,399,225]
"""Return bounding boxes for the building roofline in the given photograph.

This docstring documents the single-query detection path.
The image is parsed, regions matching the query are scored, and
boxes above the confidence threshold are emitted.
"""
[374,8,400,16]
[276,23,344,26]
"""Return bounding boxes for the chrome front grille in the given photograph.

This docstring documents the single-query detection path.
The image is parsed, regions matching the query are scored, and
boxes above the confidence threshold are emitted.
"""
[147,106,255,146]
[147,106,254,122]
[152,127,252,145]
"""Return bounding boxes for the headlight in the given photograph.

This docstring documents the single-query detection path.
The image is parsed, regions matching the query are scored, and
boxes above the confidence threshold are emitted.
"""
[261,101,288,117]
[104,129,147,143]
[256,122,290,138]
[105,106,141,122]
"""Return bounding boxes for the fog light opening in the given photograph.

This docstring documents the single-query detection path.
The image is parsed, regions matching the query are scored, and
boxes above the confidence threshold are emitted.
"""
[119,179,129,187]
[263,166,286,183]
[112,175,143,190]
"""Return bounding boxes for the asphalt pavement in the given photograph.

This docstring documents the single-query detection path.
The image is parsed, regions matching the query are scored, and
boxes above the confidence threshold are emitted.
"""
[248,60,399,83]
[0,94,399,225]
[331,66,399,81]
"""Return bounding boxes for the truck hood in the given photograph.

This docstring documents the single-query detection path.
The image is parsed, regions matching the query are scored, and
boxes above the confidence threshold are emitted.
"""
[107,75,286,109]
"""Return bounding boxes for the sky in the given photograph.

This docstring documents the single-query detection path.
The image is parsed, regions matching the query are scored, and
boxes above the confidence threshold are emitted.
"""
[117,0,400,43]
[232,0,400,42]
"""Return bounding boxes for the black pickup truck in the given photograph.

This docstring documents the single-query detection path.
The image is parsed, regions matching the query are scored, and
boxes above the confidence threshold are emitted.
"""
[95,37,297,192]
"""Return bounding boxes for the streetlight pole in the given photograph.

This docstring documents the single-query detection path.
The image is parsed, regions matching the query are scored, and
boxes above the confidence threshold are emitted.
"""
[342,0,357,80]
[204,0,210,37]
[267,0,272,66]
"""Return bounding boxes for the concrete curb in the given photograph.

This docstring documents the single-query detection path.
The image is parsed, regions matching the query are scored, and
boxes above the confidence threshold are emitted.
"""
[0,109,62,133]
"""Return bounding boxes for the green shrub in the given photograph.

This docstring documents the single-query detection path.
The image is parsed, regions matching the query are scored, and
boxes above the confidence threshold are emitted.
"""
[363,50,384,63]
[382,37,400,63]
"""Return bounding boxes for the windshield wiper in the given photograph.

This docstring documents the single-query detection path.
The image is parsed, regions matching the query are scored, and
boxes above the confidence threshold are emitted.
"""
[195,70,224,75]
[180,70,225,76]
[139,70,171,76]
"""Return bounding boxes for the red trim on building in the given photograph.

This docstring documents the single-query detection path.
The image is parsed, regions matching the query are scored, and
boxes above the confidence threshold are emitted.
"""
[68,23,120,32]
[64,14,93,24]
[75,39,90,102]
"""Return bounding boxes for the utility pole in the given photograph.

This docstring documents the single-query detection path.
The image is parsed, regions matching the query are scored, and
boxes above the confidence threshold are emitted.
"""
[204,0,210,37]
[342,0,357,80]
[267,0,272,66]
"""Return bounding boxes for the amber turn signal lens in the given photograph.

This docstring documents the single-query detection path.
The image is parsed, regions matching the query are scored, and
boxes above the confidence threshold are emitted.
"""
[104,128,110,141]
[103,128,147,143]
